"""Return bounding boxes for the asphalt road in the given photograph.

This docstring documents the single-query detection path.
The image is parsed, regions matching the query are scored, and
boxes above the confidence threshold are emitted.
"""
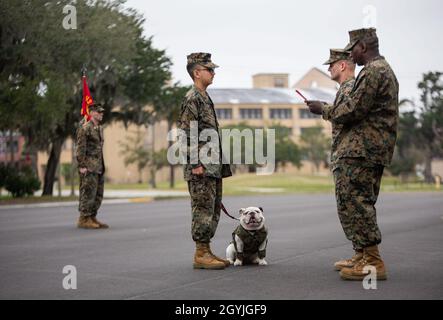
[1,192,442,300]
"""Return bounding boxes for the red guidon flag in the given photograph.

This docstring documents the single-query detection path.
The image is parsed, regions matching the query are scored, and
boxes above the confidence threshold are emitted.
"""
[81,76,94,121]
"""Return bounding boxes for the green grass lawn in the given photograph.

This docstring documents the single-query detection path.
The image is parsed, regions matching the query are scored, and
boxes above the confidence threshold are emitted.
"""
[100,173,334,195]
[1,173,440,204]
[223,173,334,195]
[105,172,441,195]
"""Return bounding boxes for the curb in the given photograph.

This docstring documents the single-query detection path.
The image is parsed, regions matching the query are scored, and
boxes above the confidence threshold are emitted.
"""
[0,197,154,210]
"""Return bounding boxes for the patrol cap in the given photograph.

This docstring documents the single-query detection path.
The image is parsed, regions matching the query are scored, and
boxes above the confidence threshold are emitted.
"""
[89,103,104,113]
[186,52,219,68]
[344,28,377,51]
[323,48,351,65]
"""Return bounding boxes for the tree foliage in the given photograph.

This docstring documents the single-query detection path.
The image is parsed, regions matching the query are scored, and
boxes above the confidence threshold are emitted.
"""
[388,72,443,182]
[221,123,300,173]
[154,83,190,188]
[299,126,330,173]
[0,0,173,194]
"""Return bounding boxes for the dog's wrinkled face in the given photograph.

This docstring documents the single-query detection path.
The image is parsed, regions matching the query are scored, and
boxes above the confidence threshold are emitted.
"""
[239,207,265,231]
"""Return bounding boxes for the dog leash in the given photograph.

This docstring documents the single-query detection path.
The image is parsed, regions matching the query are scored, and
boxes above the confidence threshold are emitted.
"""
[221,202,239,221]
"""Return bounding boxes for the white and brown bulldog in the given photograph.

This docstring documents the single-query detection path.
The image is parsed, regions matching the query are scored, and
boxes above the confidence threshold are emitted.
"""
[226,207,268,266]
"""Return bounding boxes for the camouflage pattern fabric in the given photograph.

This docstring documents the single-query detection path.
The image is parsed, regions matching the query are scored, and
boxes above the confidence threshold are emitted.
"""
[178,85,232,181]
[76,120,105,217]
[89,104,104,113]
[322,53,398,250]
[322,56,399,166]
[76,121,105,174]
[186,52,219,68]
[328,77,355,163]
[187,176,222,243]
[78,172,104,217]
[323,48,352,65]
[232,225,268,259]
[333,158,383,250]
[344,27,377,51]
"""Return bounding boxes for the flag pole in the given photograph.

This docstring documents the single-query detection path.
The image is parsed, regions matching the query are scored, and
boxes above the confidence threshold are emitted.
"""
[80,65,88,123]
[74,66,88,195]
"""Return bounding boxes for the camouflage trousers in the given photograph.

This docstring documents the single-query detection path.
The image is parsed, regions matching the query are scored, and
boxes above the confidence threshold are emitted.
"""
[79,172,104,217]
[333,158,384,250]
[187,176,222,243]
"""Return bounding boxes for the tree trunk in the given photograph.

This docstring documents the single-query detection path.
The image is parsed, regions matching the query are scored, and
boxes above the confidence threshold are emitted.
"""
[149,167,157,189]
[29,150,38,175]
[169,156,174,188]
[42,138,63,196]
[424,154,433,184]
[400,173,408,184]
[23,134,38,174]
[9,131,15,164]
[57,158,62,197]
[168,121,175,189]
[149,122,156,189]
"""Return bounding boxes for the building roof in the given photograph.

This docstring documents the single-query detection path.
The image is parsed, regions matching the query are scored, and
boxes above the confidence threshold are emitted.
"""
[293,67,338,91]
[207,87,336,105]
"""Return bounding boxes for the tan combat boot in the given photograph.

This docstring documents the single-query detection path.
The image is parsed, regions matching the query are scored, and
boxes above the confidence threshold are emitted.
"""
[77,216,87,228]
[340,245,387,280]
[334,251,363,271]
[193,242,226,270]
[208,246,230,267]
[91,216,109,229]
[77,216,100,229]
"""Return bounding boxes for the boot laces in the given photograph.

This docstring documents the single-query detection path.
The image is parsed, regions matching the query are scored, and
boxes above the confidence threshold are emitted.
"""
[354,257,368,269]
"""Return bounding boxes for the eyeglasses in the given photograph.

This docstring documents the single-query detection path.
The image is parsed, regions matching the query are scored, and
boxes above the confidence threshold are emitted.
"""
[197,67,215,74]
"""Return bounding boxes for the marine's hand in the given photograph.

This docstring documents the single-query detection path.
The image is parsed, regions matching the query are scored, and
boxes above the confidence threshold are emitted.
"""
[79,167,88,174]
[306,100,324,115]
[192,166,204,175]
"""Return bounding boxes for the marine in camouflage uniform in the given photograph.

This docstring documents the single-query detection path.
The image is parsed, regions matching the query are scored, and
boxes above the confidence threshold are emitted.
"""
[321,49,363,270]
[178,52,232,269]
[322,49,356,165]
[308,28,399,280]
[76,104,108,229]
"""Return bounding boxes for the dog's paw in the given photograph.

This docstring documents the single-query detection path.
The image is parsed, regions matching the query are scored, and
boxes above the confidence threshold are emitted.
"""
[258,258,268,266]
[234,259,243,266]
[227,258,235,265]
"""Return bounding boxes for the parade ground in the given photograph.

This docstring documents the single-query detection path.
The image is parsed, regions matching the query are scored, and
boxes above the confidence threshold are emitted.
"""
[0,192,442,300]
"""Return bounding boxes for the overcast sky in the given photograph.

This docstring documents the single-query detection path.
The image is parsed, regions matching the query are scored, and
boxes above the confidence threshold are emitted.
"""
[124,0,443,103]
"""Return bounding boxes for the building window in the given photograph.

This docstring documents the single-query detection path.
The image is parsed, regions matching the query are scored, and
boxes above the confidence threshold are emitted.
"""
[5,140,19,153]
[216,108,232,119]
[274,78,285,88]
[240,108,263,119]
[0,133,19,154]
[270,108,292,119]
[299,109,320,119]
